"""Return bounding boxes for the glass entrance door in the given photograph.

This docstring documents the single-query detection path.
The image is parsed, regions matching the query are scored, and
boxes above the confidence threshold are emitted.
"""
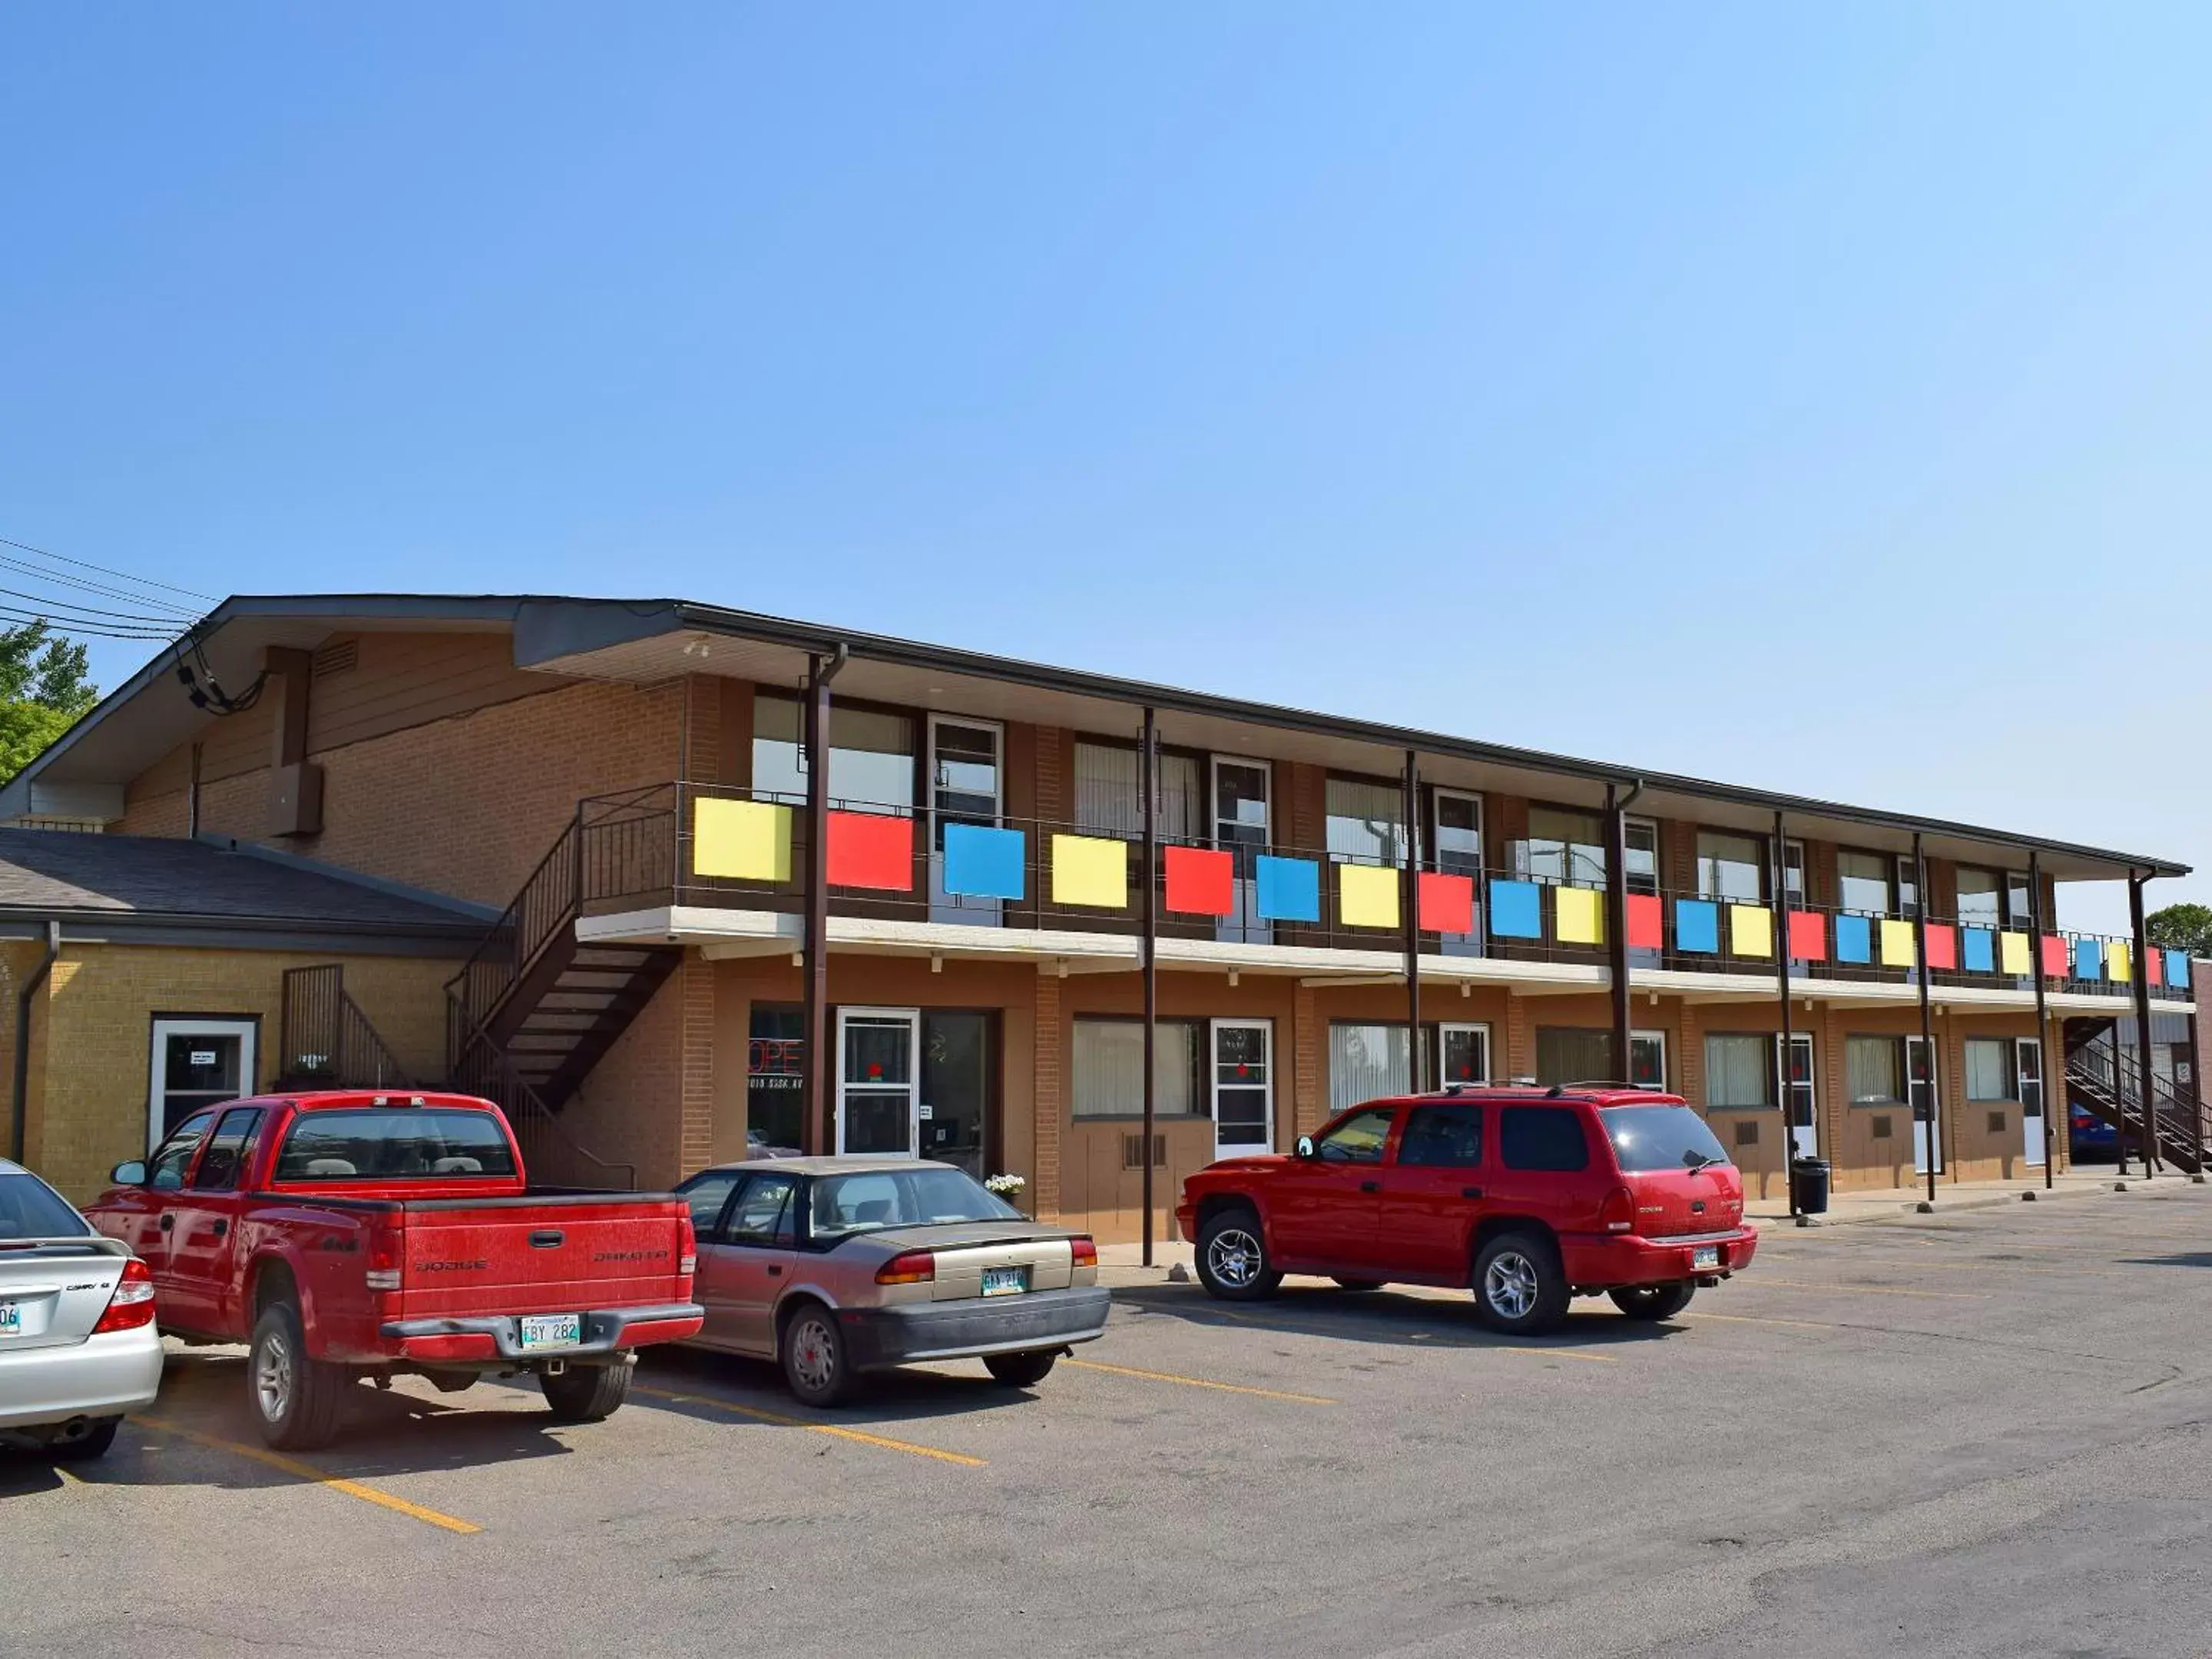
[1210,1018,1273,1157]
[147,1018,257,1149]
[1439,1022,1491,1085]
[1778,1031,1816,1158]
[1906,1034,1943,1174]
[929,717,1003,924]
[1213,757,1271,944]
[919,1012,990,1181]
[2018,1038,2046,1166]
[836,1008,921,1157]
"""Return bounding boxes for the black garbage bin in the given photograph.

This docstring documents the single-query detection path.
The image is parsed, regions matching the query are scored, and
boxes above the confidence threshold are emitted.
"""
[1790,1156,1832,1215]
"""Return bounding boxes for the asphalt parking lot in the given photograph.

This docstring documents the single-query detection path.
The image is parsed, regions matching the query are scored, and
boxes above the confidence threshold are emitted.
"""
[9,1184,2212,1659]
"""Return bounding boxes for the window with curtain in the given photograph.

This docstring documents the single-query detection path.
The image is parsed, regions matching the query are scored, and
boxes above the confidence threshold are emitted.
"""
[1836,849,1891,916]
[1330,1023,1409,1112]
[752,691,916,812]
[1326,777,1405,865]
[1071,742,1198,839]
[1071,1018,1202,1118]
[1704,1035,1774,1107]
[1697,831,1767,903]
[1965,1038,2015,1101]
[1846,1036,1903,1103]
[1955,867,2002,926]
[1535,1027,1611,1086]
[1524,805,1605,886]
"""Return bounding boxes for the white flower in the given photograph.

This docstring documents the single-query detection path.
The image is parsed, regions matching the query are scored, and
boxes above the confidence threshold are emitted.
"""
[984,1174,1027,1197]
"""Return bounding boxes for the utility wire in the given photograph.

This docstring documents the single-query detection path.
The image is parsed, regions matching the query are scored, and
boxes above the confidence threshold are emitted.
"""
[0,533,217,608]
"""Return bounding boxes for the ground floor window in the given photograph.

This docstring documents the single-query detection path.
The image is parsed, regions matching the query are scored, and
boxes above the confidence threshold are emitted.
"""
[747,1005,806,1151]
[1071,1018,1203,1118]
[1533,1028,1667,1091]
[1846,1035,1902,1103]
[1964,1037,2015,1102]
[1326,1022,1493,1113]
[1703,1034,1773,1107]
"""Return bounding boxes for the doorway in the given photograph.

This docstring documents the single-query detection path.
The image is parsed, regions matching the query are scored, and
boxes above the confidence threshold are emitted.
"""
[919,1012,992,1181]
[1432,789,1484,958]
[147,1018,257,1150]
[835,1008,921,1157]
[1439,1022,1492,1085]
[929,715,1004,925]
[1906,1033,1943,1174]
[1210,1018,1273,1158]
[1212,757,1272,945]
[2018,1037,2046,1166]
[1778,1031,1816,1159]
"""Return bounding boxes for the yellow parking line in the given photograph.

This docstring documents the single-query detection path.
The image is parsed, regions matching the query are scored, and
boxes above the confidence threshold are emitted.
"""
[134,1416,480,1535]
[631,1384,985,1468]
[1066,1357,1338,1404]
[1750,1278,1985,1301]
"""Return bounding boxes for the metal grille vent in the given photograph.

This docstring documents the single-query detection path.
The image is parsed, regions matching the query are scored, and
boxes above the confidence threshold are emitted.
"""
[1121,1134,1167,1171]
[1872,1115,1893,1140]
[1732,1120,1759,1147]
[312,637,359,678]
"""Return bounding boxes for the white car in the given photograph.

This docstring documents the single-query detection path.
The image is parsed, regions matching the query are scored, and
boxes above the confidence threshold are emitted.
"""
[0,1157,163,1460]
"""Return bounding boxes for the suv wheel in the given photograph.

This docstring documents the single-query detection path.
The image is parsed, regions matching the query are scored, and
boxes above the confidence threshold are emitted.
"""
[1609,1282,1696,1321]
[1472,1231,1571,1336]
[1196,1207,1281,1301]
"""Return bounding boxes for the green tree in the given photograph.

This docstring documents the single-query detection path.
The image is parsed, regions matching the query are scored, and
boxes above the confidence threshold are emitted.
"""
[2147,902,2212,960]
[0,621,98,784]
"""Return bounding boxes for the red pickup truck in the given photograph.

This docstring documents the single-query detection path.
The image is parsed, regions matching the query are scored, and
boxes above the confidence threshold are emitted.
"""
[86,1091,702,1449]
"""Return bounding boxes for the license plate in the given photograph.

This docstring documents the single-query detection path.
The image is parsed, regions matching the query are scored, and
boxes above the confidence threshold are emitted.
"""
[1691,1246,1720,1271]
[980,1267,1028,1298]
[0,1302,17,1336]
[518,1313,582,1351]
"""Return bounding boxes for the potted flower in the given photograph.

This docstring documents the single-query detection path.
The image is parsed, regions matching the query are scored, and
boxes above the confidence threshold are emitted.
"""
[984,1173,1027,1202]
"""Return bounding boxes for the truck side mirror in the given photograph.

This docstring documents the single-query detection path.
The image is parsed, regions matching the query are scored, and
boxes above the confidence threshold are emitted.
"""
[110,1160,148,1186]
[1294,1136,1315,1160]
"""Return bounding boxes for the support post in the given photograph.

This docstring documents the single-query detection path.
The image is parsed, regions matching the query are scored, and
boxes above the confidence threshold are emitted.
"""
[1915,833,1938,1204]
[1776,812,1798,1219]
[801,650,846,1155]
[1404,750,1424,1091]
[1141,707,1159,1267]
[2028,851,2054,1190]
[2130,870,2159,1177]
[1606,784,1633,1087]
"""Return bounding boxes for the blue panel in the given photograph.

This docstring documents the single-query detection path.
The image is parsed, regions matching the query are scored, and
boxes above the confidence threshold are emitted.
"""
[1254,855,1320,922]
[942,823,1025,900]
[1962,927,1995,974]
[1834,913,1872,964]
[2073,938,2103,981]
[2170,949,2192,988]
[1674,898,1720,954]
[1488,879,1542,939]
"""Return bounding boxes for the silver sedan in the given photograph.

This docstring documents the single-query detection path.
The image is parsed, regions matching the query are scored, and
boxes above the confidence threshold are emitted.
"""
[674,1158,1109,1406]
[0,1158,164,1460]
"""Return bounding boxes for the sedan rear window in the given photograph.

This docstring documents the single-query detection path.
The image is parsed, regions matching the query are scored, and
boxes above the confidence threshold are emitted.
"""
[273,1110,518,1182]
[0,1171,91,1240]
[1601,1104,1732,1172]
[810,1167,1019,1240]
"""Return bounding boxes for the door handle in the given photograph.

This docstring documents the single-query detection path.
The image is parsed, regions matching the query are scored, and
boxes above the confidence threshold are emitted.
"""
[1359,1181,1380,1194]
[158,1214,175,1233]
[1462,1187,1484,1200]
[210,1219,228,1239]
[767,1265,783,1277]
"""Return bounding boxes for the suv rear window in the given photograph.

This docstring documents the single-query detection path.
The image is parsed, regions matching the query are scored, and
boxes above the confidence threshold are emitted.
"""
[1602,1104,1731,1172]
[1499,1106,1591,1171]
[273,1109,518,1182]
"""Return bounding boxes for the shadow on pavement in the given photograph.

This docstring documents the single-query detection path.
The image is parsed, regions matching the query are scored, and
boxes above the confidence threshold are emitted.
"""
[2117,1252,2212,1270]
[1108,1281,1682,1349]
[635,1344,1038,1426]
[0,1452,70,1495]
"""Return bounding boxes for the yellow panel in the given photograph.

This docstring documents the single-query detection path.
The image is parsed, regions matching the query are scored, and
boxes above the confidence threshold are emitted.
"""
[1051,834,1128,909]
[1879,918,1917,968]
[1555,886,1604,945]
[2108,941,2132,982]
[693,797,791,882]
[1729,905,1773,958]
[1338,863,1400,929]
[1999,931,2031,975]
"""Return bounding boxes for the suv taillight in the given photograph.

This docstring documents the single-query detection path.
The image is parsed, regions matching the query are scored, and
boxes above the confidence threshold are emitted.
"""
[1069,1236,1098,1270]
[678,1214,697,1277]
[365,1224,400,1292]
[92,1257,156,1334]
[1598,1185,1636,1234]
[876,1250,936,1285]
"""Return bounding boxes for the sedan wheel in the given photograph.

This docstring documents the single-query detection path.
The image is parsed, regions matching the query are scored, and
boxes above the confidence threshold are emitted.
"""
[780,1305,854,1407]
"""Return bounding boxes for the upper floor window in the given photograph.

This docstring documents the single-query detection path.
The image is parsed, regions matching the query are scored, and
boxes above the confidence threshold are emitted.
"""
[1836,849,1891,916]
[1955,866,2003,927]
[2008,871,2034,928]
[1327,777,1406,865]
[1697,830,1766,904]
[1624,818,1660,896]
[1524,805,1604,886]
[1072,742,1199,839]
[1896,854,1920,920]
[753,692,916,813]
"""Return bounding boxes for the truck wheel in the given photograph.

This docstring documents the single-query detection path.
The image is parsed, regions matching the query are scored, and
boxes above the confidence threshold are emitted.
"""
[1472,1231,1571,1336]
[780,1303,855,1407]
[1196,1207,1281,1301]
[1609,1282,1696,1321]
[250,1303,349,1450]
[982,1350,1058,1388]
[541,1361,631,1422]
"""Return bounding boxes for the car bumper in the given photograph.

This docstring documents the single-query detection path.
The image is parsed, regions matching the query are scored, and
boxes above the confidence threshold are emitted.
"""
[379,1303,705,1366]
[1561,1228,1760,1288]
[837,1285,1113,1369]
[0,1325,165,1432]
[1174,1204,1197,1244]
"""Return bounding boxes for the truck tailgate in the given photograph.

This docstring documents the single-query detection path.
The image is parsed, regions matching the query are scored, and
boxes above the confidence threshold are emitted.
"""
[391,1197,688,1320]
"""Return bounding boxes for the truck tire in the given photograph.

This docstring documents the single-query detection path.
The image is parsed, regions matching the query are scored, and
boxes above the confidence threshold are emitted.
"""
[1472,1230,1571,1336]
[1609,1282,1696,1321]
[541,1360,631,1422]
[250,1302,349,1451]
[1196,1206,1281,1301]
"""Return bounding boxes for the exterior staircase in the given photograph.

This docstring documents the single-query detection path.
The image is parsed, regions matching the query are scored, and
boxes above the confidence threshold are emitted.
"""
[276,964,412,1091]
[2063,1018,2207,1174]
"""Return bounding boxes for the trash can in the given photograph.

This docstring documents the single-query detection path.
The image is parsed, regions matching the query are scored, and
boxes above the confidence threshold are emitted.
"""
[1790,1157,1831,1216]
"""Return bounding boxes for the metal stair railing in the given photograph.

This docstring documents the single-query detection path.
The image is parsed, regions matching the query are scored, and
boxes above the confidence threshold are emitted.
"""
[447,995,637,1190]
[279,965,413,1090]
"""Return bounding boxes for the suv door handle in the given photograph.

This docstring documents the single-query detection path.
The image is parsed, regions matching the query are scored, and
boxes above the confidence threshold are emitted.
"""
[1359,1181,1380,1194]
[767,1264,783,1277]
[157,1214,175,1233]
[1462,1187,1484,1200]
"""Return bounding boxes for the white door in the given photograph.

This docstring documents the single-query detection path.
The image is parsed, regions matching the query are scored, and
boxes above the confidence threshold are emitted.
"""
[929,716,1004,924]
[1439,1022,1491,1086]
[1432,790,1484,957]
[1210,1018,1273,1158]
[1212,757,1272,944]
[836,1008,922,1157]
[1906,1034,1943,1174]
[2018,1038,2047,1166]
[147,1018,257,1151]
[1777,1031,1816,1159]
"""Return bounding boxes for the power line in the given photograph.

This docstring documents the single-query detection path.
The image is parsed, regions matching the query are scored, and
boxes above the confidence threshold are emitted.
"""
[0,533,217,608]
[0,551,203,621]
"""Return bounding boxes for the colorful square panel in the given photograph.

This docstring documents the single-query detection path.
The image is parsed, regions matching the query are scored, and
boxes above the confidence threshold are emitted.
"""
[1555,886,1604,945]
[1051,834,1128,909]
[2147,945,2164,987]
[694,797,791,882]
[1339,863,1400,929]
[826,810,913,891]
[2073,938,2104,981]
[2168,949,2192,988]
[1924,924,1956,971]
[1879,919,1918,969]
[2108,941,2132,982]
[1418,871,1475,935]
[1674,899,1720,954]
[1786,910,1826,962]
[942,823,1025,900]
[1489,879,1542,940]
[1256,856,1321,923]
[1730,905,1773,958]
[2041,935,2069,977]
[2000,931,2031,975]
[1835,914,1873,963]
[1626,892,1664,950]
[1164,846,1234,916]
[1962,927,1995,974]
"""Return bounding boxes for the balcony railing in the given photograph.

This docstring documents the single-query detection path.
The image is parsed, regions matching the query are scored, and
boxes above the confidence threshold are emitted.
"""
[564,783,2192,1000]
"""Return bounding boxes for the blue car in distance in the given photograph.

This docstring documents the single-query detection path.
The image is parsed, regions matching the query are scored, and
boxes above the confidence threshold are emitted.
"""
[2070,1102,2119,1160]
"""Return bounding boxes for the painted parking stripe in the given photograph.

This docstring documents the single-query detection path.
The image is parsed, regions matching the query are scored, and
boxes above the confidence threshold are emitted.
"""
[1066,1357,1338,1404]
[631,1384,985,1467]
[134,1415,481,1535]
[1684,1310,1837,1333]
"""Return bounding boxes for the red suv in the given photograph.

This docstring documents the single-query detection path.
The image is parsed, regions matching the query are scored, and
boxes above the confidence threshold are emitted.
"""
[1175,1086,1757,1333]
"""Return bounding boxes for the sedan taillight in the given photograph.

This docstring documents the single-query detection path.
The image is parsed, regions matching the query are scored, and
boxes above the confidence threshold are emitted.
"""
[1069,1236,1098,1270]
[91,1257,156,1334]
[876,1250,936,1285]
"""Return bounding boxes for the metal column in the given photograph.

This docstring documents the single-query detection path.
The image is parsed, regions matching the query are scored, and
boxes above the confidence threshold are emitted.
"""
[1776,812,1798,1220]
[801,648,846,1156]
[1141,708,1159,1267]
[1403,750,1424,1092]
[1915,833,1938,1205]
[2130,870,2160,1177]
[2028,851,2054,1190]
[1605,784,1633,1084]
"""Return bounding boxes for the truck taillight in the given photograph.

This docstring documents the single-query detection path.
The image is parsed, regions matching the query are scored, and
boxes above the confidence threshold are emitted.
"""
[876,1250,936,1285]
[92,1257,156,1334]
[678,1213,697,1277]
[366,1224,400,1292]
[1069,1236,1098,1270]
[1598,1185,1636,1234]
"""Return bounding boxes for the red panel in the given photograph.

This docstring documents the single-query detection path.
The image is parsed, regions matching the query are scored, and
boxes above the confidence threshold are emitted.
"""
[1924,923,1957,971]
[2148,947,2164,987]
[1625,892,1664,950]
[1164,846,1235,916]
[826,811,914,891]
[1418,872,1475,934]
[2041,934,2068,977]
[1786,909,1826,962]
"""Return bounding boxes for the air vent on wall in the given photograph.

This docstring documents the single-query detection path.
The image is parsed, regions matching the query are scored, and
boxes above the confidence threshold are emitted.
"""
[311,637,359,679]
[1121,1133,1167,1171]
[1986,1111,2008,1134]
[1733,1120,1759,1147]
[1872,1115,1893,1140]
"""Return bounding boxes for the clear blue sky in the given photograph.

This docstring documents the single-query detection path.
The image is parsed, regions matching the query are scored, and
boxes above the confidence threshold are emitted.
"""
[4,5,2207,932]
